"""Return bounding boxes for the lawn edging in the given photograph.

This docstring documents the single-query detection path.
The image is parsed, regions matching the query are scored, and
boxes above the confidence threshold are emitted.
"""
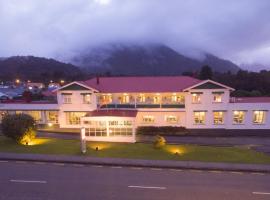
[0,152,270,173]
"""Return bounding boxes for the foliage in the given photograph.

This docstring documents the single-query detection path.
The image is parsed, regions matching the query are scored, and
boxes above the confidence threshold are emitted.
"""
[153,135,166,149]
[1,113,37,145]
[199,65,213,80]
[136,126,187,135]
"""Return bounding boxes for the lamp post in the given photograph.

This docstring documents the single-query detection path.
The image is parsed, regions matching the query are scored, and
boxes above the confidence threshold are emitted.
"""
[81,127,86,154]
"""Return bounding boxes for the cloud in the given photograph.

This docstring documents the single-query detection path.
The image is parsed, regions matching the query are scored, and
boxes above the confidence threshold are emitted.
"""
[0,0,270,67]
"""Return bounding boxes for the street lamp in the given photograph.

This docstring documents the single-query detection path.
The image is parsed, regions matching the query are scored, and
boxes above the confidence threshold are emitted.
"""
[81,127,86,154]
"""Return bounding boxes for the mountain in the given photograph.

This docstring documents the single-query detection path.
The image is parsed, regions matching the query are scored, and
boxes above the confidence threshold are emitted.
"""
[0,56,83,82]
[71,44,240,75]
[240,63,270,72]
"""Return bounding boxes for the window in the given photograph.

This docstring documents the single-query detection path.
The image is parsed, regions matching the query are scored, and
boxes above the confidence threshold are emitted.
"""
[121,94,130,103]
[82,94,91,104]
[253,111,266,124]
[192,93,201,103]
[85,121,107,137]
[100,94,112,104]
[62,94,72,104]
[233,111,245,124]
[66,112,86,125]
[142,115,155,123]
[165,115,178,123]
[194,112,206,124]
[172,94,184,103]
[16,110,42,122]
[213,112,224,125]
[153,94,161,104]
[213,94,222,103]
[138,94,146,103]
[46,111,58,124]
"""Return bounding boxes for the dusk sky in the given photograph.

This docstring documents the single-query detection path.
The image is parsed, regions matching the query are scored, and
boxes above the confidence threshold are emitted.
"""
[1,0,270,69]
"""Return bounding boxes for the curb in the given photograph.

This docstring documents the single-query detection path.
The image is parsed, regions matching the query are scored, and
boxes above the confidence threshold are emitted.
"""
[0,153,270,173]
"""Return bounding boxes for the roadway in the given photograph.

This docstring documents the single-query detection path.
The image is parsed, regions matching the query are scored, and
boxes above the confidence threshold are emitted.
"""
[0,160,270,200]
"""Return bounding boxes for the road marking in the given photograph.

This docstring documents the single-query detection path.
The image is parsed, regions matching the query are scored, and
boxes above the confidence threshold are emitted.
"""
[91,165,103,168]
[52,163,65,166]
[111,166,122,169]
[169,169,183,172]
[208,170,222,173]
[33,162,45,165]
[189,170,202,173]
[150,168,162,171]
[130,167,143,170]
[0,160,8,163]
[230,171,243,175]
[252,192,270,195]
[10,179,47,184]
[15,161,27,164]
[72,164,84,167]
[128,185,166,190]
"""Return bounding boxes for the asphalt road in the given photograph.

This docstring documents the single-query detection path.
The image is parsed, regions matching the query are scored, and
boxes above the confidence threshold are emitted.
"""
[0,161,270,200]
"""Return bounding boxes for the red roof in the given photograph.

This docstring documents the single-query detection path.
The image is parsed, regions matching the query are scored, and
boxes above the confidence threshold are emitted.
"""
[230,97,270,103]
[85,109,137,117]
[83,76,201,93]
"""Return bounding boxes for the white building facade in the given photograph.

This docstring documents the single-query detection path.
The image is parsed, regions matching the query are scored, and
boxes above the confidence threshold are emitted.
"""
[1,76,270,142]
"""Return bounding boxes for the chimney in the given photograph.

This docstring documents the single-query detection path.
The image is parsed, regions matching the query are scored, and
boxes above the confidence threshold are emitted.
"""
[96,76,100,85]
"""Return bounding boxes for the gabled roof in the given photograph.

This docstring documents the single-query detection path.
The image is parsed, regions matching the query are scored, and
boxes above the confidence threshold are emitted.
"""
[53,81,99,92]
[183,79,234,91]
[82,76,201,93]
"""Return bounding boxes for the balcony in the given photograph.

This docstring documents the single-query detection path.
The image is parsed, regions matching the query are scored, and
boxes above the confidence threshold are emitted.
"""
[99,103,185,109]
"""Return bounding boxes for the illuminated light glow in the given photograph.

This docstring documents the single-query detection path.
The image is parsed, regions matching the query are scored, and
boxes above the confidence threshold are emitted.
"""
[29,86,33,90]
[15,79,20,84]
[48,122,53,127]
[94,0,111,5]
[173,93,177,95]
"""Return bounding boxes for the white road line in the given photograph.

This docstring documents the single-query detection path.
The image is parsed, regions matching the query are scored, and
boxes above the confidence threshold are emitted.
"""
[189,170,202,173]
[33,162,46,165]
[111,166,122,169]
[0,160,8,163]
[169,169,183,172]
[252,192,270,195]
[72,164,84,167]
[130,167,143,170]
[251,172,265,176]
[128,185,166,190]
[91,165,103,168]
[10,179,47,184]
[230,171,243,175]
[52,163,65,166]
[150,168,162,171]
[208,170,222,173]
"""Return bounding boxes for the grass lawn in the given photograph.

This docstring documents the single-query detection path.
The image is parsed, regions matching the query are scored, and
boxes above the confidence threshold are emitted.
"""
[0,136,270,164]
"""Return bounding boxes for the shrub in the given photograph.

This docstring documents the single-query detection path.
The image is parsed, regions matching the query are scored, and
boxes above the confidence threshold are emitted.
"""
[1,113,37,145]
[137,126,187,136]
[153,135,166,149]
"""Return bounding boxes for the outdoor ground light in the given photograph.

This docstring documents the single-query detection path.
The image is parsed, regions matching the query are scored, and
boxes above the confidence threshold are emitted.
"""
[96,146,99,151]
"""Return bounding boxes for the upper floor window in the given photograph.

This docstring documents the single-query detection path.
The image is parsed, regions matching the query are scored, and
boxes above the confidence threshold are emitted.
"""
[192,93,201,103]
[253,111,266,124]
[213,111,224,125]
[165,115,178,123]
[213,92,223,103]
[153,94,161,104]
[82,94,91,104]
[138,94,146,103]
[121,94,130,104]
[233,111,245,124]
[62,94,72,104]
[66,112,86,125]
[100,94,112,104]
[142,115,155,124]
[172,94,184,103]
[194,111,206,125]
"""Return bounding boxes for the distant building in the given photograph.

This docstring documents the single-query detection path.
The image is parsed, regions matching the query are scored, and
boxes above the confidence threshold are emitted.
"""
[1,76,270,142]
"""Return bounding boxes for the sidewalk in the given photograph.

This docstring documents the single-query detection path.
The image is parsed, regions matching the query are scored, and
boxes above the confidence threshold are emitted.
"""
[0,152,270,173]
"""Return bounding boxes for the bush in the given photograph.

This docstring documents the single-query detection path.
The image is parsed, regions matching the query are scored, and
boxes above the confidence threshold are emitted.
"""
[137,126,187,136]
[1,113,37,145]
[153,135,166,149]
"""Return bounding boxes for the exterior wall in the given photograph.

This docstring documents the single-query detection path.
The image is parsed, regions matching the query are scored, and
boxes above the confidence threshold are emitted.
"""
[185,89,230,129]
[57,90,97,128]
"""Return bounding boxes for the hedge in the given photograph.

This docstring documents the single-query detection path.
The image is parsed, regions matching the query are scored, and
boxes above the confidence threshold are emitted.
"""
[136,126,188,136]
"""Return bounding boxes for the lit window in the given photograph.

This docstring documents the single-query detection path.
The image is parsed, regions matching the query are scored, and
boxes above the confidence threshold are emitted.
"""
[66,112,86,125]
[153,94,161,104]
[138,94,146,103]
[101,94,112,104]
[253,111,266,124]
[194,112,205,124]
[46,111,58,124]
[142,115,155,123]
[165,115,178,123]
[62,94,72,104]
[213,112,224,125]
[213,94,222,103]
[233,111,245,124]
[192,93,201,103]
[121,94,130,103]
[82,94,91,104]
[172,94,184,103]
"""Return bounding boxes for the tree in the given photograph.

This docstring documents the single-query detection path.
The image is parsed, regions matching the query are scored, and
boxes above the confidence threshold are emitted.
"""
[1,113,37,145]
[199,65,213,80]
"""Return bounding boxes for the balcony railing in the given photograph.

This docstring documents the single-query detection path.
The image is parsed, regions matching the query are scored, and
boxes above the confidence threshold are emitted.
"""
[99,103,185,109]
